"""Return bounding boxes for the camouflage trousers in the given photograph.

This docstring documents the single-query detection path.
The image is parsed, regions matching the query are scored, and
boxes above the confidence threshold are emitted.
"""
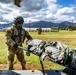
[7,47,26,70]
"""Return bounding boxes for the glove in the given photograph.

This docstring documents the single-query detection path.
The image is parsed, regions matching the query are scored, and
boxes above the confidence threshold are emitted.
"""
[14,43,18,48]
[26,45,32,56]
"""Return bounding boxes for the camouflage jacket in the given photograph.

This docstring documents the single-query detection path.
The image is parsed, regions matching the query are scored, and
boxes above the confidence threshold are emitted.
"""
[5,25,32,47]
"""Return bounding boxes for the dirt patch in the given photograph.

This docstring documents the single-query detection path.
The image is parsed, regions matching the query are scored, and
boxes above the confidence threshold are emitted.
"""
[0,61,65,70]
[0,63,41,70]
[0,38,5,42]
[0,64,8,69]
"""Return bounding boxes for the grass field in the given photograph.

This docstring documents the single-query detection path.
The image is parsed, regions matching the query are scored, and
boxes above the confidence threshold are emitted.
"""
[0,30,76,70]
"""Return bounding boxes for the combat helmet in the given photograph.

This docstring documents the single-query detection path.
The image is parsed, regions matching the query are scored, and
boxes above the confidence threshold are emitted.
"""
[14,16,24,28]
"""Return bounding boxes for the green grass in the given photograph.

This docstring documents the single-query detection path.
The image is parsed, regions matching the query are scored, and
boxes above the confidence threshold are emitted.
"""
[0,30,76,70]
[29,30,76,38]
[29,30,76,49]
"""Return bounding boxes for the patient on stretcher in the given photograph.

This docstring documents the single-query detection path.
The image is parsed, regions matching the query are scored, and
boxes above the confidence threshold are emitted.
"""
[26,39,74,66]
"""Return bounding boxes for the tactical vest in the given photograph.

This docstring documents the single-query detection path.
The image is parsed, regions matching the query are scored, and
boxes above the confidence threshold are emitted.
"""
[11,26,25,45]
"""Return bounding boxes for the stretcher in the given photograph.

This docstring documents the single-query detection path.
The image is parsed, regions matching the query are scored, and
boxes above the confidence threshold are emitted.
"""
[18,39,76,75]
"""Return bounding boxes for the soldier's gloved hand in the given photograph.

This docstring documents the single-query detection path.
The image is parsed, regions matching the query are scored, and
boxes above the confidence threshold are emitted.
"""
[14,43,18,48]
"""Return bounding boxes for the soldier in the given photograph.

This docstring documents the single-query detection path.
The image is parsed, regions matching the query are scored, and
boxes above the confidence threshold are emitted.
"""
[37,27,42,34]
[5,16,32,70]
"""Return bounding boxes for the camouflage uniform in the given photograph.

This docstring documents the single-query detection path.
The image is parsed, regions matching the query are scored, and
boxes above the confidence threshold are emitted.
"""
[25,39,73,65]
[5,25,32,70]
[38,28,42,34]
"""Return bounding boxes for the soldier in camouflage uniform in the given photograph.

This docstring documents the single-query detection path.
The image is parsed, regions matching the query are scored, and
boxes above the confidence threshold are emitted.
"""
[5,16,32,70]
[37,27,42,34]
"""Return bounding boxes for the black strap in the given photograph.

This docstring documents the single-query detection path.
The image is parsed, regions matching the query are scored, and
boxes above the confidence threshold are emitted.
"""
[39,57,45,75]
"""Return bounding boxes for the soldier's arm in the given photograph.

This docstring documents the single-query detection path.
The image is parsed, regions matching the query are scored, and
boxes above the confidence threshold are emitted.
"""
[25,30,33,40]
[5,28,15,47]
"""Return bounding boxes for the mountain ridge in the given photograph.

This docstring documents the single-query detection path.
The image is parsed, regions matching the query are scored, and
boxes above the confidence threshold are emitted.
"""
[0,21,76,28]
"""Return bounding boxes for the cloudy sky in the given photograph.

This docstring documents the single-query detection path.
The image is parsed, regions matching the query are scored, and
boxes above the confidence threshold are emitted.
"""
[0,0,76,24]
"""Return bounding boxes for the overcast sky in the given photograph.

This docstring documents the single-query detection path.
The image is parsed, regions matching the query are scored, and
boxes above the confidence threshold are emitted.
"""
[0,0,76,24]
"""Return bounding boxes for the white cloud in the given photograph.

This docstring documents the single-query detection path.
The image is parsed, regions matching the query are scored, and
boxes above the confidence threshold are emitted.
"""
[0,2,22,23]
[44,0,58,12]
[54,7,76,22]
[56,7,75,15]
[20,0,45,11]
[45,0,57,4]
[73,20,76,23]
[57,15,74,22]
[0,0,76,24]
